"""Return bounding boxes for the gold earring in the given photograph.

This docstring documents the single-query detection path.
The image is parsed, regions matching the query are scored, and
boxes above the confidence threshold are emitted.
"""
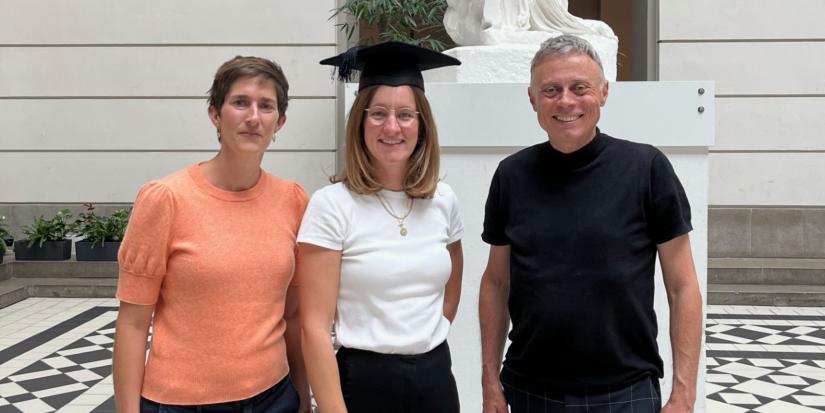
[272,133,277,142]
[216,129,221,142]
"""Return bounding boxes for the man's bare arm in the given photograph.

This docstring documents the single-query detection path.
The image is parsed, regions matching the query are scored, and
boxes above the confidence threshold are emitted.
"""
[479,245,512,413]
[658,234,702,413]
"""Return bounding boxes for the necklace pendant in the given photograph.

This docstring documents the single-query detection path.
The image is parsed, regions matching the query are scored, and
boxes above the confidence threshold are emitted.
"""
[375,192,413,238]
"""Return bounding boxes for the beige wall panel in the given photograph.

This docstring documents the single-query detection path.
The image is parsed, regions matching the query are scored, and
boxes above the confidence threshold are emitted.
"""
[715,97,825,151]
[0,46,335,97]
[660,0,825,40]
[0,152,335,203]
[0,0,336,44]
[710,153,825,206]
[659,42,825,95]
[0,99,335,150]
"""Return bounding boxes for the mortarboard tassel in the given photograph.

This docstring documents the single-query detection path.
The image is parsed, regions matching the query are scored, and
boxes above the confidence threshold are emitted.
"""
[335,45,362,82]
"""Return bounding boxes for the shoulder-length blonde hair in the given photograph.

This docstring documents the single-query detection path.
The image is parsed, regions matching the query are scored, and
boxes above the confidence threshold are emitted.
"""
[333,85,440,199]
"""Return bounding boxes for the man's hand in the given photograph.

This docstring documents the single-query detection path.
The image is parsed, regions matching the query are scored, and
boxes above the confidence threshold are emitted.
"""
[482,382,509,413]
[661,398,693,413]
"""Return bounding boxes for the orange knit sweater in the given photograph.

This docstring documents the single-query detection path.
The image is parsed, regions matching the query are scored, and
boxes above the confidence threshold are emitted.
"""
[116,164,307,404]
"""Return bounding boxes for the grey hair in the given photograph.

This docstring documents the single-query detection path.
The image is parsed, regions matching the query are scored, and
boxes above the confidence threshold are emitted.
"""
[531,34,604,77]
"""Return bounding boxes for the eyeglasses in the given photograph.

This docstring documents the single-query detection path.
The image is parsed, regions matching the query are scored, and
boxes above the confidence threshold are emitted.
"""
[364,107,420,126]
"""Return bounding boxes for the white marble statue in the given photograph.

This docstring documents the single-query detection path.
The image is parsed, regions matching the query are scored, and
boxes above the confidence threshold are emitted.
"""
[529,0,615,38]
[445,0,616,45]
[438,0,618,82]
[444,0,485,45]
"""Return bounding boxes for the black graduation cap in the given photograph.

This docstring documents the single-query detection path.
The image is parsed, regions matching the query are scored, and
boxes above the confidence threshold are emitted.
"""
[320,41,461,91]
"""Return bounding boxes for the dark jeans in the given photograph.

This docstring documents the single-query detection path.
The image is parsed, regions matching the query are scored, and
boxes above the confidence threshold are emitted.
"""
[139,375,299,413]
[503,374,661,413]
[337,341,460,413]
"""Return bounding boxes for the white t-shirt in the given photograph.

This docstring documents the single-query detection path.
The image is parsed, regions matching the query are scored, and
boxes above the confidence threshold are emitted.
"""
[297,182,464,354]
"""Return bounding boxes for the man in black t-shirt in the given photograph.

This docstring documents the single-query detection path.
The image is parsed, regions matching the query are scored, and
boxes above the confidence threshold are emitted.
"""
[479,35,702,413]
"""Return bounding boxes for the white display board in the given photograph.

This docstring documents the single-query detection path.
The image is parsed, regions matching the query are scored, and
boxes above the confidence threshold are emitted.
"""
[345,81,713,412]
[352,82,713,148]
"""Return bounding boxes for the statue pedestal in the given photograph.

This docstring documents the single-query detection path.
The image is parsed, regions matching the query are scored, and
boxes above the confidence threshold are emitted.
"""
[426,44,537,83]
[426,34,618,83]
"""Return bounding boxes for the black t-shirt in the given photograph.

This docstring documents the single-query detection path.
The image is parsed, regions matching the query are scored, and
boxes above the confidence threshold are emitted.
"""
[482,131,692,393]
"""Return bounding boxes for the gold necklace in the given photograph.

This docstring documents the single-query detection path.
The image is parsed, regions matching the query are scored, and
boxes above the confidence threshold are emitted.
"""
[375,191,414,236]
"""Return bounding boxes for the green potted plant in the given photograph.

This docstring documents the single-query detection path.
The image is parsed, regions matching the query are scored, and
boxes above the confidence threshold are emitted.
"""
[332,0,452,51]
[74,203,130,261]
[14,209,75,261]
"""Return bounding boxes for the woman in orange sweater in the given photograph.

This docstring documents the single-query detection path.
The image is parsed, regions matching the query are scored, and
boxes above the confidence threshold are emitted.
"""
[112,56,310,413]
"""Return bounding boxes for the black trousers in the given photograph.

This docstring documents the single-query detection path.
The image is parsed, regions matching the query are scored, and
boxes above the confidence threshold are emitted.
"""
[503,374,661,413]
[139,375,299,413]
[336,341,460,413]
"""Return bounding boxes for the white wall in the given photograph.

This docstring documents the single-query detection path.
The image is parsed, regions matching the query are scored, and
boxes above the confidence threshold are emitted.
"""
[0,153,335,203]
[0,0,338,203]
[0,0,336,44]
[659,0,825,40]
[713,98,825,151]
[659,0,825,207]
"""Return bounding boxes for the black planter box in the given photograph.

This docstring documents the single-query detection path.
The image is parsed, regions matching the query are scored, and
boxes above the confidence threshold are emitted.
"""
[14,239,72,261]
[75,241,121,261]
[3,238,12,247]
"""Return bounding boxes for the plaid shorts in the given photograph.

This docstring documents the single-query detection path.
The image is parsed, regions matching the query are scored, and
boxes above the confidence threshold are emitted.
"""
[502,375,661,413]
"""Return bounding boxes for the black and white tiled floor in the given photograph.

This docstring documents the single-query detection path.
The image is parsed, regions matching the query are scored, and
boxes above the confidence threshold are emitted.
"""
[1,300,824,412]
[706,305,825,412]
[0,298,118,413]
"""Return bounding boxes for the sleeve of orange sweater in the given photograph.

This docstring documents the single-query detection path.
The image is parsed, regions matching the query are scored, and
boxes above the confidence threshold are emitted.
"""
[292,182,309,221]
[117,181,176,305]
[290,182,309,287]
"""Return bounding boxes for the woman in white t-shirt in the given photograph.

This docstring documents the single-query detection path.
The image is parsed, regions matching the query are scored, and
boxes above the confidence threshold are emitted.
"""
[297,42,464,413]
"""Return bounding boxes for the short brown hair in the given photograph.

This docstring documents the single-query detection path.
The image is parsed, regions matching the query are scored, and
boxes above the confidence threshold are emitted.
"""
[208,56,289,114]
[334,85,440,199]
